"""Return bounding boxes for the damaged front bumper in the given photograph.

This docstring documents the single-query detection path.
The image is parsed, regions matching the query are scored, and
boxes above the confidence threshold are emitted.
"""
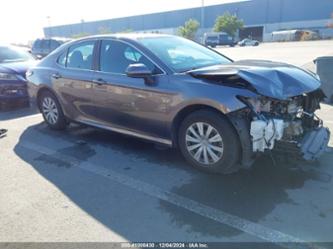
[250,118,330,161]
[229,89,331,168]
[300,127,330,160]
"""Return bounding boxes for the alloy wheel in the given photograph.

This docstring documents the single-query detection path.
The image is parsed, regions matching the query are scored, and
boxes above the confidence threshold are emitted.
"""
[185,122,224,165]
[41,97,59,125]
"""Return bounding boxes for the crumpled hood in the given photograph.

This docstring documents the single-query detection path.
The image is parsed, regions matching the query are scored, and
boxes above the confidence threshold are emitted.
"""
[189,60,321,100]
[0,60,36,78]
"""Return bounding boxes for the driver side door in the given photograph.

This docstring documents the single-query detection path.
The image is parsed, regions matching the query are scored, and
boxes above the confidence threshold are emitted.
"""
[89,39,171,139]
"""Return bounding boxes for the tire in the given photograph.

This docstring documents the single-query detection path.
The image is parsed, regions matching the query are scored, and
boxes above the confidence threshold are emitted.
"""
[39,90,68,130]
[178,110,241,174]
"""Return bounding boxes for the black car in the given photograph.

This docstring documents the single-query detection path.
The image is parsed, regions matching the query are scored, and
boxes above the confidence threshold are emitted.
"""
[203,32,235,47]
[0,45,35,109]
[27,34,330,174]
[31,38,70,59]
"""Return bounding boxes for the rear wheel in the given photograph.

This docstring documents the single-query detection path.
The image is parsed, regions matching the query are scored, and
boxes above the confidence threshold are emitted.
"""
[178,110,241,174]
[39,91,68,130]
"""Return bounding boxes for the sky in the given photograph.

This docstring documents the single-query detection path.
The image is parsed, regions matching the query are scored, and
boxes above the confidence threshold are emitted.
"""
[0,0,241,44]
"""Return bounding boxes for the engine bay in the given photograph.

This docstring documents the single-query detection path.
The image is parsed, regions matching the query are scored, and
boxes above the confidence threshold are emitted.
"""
[240,89,330,160]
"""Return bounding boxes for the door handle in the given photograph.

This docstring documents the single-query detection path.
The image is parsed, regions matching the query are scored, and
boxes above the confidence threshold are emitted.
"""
[92,78,106,85]
[51,73,62,79]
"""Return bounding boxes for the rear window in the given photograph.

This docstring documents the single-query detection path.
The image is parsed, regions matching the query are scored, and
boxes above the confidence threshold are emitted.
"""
[50,40,60,50]
[207,35,218,40]
[33,40,42,49]
[33,39,50,49]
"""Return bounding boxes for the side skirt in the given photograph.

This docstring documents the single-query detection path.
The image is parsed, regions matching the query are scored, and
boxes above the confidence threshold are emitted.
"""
[76,119,173,147]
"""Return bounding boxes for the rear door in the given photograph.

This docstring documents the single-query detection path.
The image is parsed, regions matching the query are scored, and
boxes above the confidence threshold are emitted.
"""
[52,40,97,121]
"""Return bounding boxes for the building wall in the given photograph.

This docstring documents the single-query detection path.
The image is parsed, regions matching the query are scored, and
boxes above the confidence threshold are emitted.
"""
[44,0,333,40]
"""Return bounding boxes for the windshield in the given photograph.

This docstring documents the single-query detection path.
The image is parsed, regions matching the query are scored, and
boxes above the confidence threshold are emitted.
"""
[138,36,231,73]
[0,46,33,63]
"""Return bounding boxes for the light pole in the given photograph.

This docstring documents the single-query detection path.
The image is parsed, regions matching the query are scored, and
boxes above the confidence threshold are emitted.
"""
[81,19,85,34]
[46,16,52,38]
[201,0,205,30]
[200,0,205,43]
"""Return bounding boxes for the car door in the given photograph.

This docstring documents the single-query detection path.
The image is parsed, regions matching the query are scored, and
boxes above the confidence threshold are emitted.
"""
[52,40,97,121]
[89,39,172,139]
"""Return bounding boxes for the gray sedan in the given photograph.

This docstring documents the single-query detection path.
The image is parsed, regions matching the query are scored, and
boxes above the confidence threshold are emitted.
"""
[27,34,330,174]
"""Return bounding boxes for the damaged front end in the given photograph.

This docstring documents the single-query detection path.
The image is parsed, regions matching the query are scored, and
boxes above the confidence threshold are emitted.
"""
[189,60,331,167]
[239,89,330,162]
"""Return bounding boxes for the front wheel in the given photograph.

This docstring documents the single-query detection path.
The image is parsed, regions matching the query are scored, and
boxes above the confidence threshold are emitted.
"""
[39,91,68,130]
[178,110,241,174]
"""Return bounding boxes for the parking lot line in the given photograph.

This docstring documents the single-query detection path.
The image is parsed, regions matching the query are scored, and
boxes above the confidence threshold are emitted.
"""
[19,140,322,249]
[3,113,41,122]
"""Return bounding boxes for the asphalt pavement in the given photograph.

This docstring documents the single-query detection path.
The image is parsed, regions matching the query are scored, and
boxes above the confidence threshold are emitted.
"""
[0,103,333,247]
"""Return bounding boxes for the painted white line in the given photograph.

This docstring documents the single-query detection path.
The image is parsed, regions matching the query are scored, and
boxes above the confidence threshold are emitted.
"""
[20,141,321,249]
[6,113,41,122]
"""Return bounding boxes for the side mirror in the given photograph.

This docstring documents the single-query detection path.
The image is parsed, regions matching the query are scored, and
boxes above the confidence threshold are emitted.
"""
[126,63,153,78]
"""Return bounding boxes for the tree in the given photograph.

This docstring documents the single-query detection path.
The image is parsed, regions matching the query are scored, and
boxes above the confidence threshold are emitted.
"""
[213,12,244,37]
[178,19,200,40]
[120,28,133,33]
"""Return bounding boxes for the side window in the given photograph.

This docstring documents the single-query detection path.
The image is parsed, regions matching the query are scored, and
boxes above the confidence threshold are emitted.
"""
[57,51,67,67]
[99,40,162,74]
[67,41,94,70]
[124,47,142,62]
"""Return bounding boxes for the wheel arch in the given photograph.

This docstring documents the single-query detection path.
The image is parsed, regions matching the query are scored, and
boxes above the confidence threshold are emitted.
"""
[171,103,237,148]
[36,86,61,111]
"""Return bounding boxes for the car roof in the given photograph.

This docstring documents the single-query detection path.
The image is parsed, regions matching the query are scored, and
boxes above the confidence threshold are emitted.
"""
[74,33,173,42]
[34,37,72,42]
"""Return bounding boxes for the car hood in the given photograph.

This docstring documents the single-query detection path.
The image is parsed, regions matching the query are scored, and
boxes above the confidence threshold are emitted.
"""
[0,60,36,78]
[189,60,321,100]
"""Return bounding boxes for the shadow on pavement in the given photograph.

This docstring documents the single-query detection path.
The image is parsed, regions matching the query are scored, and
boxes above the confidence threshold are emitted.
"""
[14,123,333,240]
